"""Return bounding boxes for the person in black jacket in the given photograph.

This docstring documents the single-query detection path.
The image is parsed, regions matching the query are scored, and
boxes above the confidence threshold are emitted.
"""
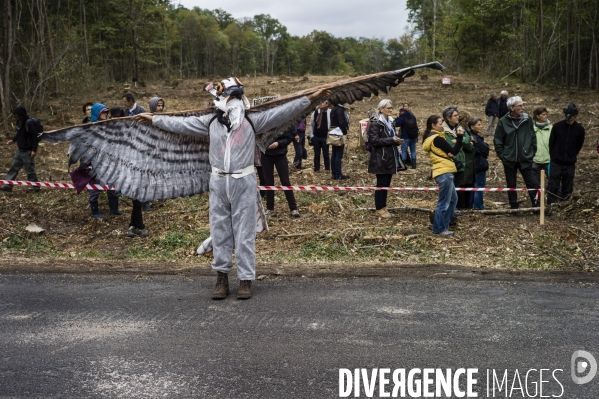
[468,118,490,209]
[330,103,350,179]
[547,104,586,205]
[368,99,403,218]
[0,106,41,193]
[261,125,300,217]
[485,93,499,136]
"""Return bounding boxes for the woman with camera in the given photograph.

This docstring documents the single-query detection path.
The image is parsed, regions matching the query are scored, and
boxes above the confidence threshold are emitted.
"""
[422,115,464,236]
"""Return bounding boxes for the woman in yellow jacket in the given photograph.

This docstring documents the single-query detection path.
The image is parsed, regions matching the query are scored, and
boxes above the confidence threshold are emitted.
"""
[422,115,464,236]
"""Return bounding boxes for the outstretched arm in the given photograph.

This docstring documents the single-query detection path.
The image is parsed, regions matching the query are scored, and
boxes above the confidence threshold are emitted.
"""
[136,113,212,137]
[249,89,330,134]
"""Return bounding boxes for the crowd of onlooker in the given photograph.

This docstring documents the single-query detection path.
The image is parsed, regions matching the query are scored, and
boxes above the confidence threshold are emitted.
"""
[360,93,587,236]
[0,88,592,239]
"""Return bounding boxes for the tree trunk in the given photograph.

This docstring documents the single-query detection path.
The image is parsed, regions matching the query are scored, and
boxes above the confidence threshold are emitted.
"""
[0,0,16,129]
[538,0,545,83]
[566,0,571,89]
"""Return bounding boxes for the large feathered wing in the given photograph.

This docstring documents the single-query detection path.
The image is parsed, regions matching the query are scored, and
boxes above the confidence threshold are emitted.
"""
[42,62,444,202]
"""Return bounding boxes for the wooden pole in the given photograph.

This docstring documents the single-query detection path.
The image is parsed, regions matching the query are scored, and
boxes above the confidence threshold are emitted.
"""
[540,172,545,225]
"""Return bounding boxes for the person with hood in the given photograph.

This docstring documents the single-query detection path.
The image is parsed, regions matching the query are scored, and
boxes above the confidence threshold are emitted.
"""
[82,103,125,219]
[261,125,301,217]
[149,97,165,113]
[330,103,350,179]
[0,106,42,193]
[532,107,552,181]
[494,96,539,209]
[423,115,464,236]
[136,77,328,300]
[547,104,585,205]
[367,99,404,218]
[393,102,419,169]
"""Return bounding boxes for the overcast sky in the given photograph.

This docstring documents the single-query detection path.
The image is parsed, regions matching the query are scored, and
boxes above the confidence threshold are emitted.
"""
[175,0,410,40]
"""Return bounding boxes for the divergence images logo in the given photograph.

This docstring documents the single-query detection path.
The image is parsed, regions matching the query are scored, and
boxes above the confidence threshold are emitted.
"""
[571,350,597,385]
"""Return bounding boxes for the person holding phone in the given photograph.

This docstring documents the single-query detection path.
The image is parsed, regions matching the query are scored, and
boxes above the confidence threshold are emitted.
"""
[423,115,464,236]
[367,99,405,218]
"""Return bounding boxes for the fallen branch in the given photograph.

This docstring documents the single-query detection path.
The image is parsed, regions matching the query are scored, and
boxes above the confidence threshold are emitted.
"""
[357,206,433,214]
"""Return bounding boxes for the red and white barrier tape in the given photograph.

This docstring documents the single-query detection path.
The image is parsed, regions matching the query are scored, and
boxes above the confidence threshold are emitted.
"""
[0,180,542,192]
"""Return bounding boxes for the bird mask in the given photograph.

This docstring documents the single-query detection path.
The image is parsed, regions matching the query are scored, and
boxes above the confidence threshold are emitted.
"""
[205,77,250,130]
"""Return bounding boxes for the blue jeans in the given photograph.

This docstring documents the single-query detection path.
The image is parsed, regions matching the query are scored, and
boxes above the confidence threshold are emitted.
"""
[433,173,457,234]
[401,138,416,162]
[471,171,487,209]
[331,144,344,178]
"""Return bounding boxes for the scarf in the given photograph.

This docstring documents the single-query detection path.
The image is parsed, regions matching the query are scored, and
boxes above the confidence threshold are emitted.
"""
[316,110,324,129]
[535,119,550,129]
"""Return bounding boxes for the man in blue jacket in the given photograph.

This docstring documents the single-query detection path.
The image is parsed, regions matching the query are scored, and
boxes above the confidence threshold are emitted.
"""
[394,103,419,169]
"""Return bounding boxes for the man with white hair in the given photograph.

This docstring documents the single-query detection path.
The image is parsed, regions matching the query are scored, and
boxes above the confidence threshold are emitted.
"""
[494,96,539,209]
[137,78,328,300]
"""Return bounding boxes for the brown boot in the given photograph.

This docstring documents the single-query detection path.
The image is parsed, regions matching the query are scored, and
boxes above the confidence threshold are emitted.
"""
[375,207,392,218]
[211,272,230,300]
[237,280,252,300]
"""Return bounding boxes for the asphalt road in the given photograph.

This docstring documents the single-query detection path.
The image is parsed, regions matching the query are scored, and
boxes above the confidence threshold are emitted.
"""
[0,272,598,398]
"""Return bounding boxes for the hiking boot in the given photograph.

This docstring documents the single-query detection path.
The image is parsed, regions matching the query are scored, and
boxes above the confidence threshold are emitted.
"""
[126,226,138,237]
[211,272,230,300]
[237,280,252,300]
[139,228,149,238]
[291,210,300,218]
[375,208,392,218]
[0,185,13,192]
[411,160,417,169]
[265,209,275,217]
[438,230,454,237]
[90,201,104,219]
[26,187,41,193]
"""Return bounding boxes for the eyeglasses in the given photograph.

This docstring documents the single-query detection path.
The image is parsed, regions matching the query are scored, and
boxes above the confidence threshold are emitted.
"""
[384,107,393,110]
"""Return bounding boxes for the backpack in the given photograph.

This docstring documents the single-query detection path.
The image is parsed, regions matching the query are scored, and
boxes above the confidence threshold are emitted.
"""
[25,118,44,142]
[405,114,419,139]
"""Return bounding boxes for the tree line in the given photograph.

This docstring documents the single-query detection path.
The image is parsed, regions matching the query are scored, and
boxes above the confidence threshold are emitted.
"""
[1,0,597,126]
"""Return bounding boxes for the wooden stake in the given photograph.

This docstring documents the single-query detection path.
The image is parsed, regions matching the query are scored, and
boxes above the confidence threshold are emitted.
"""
[540,172,545,225]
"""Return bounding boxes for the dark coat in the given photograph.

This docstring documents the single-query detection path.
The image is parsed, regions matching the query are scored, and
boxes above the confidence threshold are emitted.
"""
[264,125,296,157]
[12,106,40,151]
[330,104,349,134]
[470,130,490,173]
[549,120,585,165]
[494,113,537,169]
[485,98,499,117]
[367,116,400,175]
[461,127,476,185]
[498,96,509,118]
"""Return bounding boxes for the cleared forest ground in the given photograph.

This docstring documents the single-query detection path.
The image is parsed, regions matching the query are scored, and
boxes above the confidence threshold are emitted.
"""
[1,73,598,274]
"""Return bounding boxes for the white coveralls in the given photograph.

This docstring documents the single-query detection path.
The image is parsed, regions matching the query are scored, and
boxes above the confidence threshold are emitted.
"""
[152,97,311,280]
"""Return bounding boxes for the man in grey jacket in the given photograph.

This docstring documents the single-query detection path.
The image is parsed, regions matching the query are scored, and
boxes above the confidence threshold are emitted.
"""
[137,78,327,299]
